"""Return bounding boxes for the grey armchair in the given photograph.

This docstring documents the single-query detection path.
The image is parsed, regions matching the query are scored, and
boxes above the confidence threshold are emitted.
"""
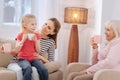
[64,62,120,80]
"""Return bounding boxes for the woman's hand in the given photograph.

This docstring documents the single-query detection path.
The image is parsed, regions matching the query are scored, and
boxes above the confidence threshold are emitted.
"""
[34,53,49,63]
[32,34,40,53]
[34,53,43,59]
[90,37,98,49]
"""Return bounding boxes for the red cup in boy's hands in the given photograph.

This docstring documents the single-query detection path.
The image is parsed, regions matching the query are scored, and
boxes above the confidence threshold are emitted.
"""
[93,35,102,44]
[3,43,11,53]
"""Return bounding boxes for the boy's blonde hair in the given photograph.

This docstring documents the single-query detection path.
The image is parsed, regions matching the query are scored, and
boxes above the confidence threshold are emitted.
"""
[105,20,120,38]
[20,14,36,32]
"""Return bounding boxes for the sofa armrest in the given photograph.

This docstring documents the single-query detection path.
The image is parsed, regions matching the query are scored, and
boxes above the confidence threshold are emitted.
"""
[94,69,120,80]
[0,70,16,80]
[0,67,6,70]
[44,61,61,74]
[0,53,13,67]
[64,62,91,80]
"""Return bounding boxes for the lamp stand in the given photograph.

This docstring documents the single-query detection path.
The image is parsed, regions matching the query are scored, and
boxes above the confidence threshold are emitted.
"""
[68,25,79,64]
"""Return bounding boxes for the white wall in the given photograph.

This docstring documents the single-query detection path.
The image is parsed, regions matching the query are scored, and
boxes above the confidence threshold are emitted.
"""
[101,0,120,43]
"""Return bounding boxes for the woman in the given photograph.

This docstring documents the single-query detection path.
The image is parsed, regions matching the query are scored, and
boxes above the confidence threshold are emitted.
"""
[66,20,120,80]
[7,17,61,80]
[35,18,61,63]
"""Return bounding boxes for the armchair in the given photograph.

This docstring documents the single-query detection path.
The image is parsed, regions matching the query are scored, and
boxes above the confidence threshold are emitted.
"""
[64,62,120,80]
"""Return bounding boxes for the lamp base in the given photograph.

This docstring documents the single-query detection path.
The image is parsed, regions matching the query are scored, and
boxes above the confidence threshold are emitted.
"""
[68,25,79,64]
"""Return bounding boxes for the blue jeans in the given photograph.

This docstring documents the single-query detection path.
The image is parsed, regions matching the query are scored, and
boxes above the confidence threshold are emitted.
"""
[18,59,48,80]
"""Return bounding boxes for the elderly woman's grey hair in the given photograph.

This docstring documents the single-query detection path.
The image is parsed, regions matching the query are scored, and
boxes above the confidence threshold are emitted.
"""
[105,20,120,38]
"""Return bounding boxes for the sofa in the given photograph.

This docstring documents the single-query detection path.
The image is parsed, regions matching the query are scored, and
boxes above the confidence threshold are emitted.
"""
[64,63,120,80]
[0,38,63,80]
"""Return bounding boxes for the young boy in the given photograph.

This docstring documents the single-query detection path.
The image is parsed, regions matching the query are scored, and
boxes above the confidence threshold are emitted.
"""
[14,14,48,80]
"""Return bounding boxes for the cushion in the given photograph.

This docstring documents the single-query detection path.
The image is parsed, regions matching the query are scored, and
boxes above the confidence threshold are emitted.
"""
[44,61,61,74]
[7,63,23,80]
[0,38,16,48]
[0,53,13,67]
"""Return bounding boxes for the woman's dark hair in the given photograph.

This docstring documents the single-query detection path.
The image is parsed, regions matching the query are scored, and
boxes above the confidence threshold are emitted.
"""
[47,18,61,47]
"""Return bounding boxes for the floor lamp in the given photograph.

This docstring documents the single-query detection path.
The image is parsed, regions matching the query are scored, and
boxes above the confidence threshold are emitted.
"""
[64,7,88,64]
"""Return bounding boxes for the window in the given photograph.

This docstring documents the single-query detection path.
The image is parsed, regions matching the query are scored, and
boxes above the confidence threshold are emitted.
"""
[0,0,56,39]
[3,0,31,25]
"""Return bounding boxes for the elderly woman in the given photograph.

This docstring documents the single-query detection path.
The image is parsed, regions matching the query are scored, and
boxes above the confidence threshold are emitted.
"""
[66,20,120,80]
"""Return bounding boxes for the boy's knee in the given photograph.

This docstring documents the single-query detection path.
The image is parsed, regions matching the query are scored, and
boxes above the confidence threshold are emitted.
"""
[24,66,32,71]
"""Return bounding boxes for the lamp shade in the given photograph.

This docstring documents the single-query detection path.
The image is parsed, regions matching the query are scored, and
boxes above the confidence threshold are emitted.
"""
[64,7,88,24]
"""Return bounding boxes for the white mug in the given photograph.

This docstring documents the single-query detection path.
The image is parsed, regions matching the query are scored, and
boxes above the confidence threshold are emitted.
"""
[28,33,35,40]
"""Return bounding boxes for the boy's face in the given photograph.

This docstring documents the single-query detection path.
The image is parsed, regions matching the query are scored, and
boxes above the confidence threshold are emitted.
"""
[24,18,37,33]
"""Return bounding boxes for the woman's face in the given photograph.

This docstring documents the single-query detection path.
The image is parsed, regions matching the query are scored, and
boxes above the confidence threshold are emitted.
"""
[104,28,116,41]
[40,20,55,36]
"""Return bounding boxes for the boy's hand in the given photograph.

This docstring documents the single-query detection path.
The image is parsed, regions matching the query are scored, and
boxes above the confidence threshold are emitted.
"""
[22,34,28,42]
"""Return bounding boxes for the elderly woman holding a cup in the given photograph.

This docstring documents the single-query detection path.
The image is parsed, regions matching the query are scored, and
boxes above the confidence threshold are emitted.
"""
[66,20,120,80]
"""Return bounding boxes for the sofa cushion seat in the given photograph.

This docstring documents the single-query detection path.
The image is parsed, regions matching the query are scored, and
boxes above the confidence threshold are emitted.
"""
[7,61,62,80]
[49,70,63,80]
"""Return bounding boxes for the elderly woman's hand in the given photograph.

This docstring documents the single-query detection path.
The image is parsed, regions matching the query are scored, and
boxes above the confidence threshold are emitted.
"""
[90,37,98,49]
